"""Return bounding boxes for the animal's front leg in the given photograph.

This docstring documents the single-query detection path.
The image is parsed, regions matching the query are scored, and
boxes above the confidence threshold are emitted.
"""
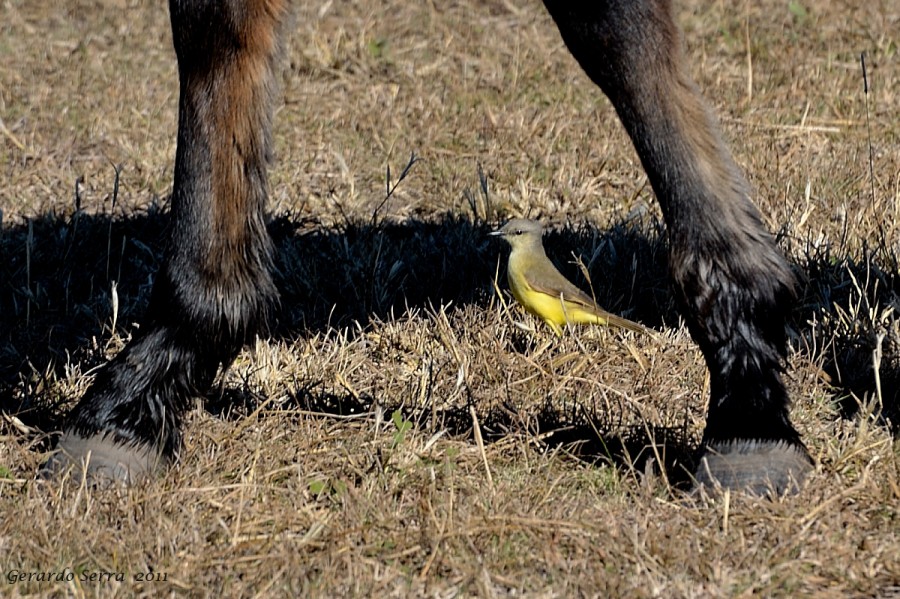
[42,0,288,484]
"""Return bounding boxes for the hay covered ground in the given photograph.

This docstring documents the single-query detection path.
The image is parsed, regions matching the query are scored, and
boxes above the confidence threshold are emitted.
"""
[1,0,898,596]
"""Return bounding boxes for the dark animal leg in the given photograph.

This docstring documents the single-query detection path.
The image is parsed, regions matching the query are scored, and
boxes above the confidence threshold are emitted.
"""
[542,0,812,493]
[42,0,288,483]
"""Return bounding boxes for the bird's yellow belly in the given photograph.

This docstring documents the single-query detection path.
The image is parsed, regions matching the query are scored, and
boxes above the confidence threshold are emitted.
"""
[507,264,608,335]
[507,268,567,326]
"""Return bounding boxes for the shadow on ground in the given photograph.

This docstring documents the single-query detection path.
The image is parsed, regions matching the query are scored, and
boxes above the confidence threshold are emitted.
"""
[2,205,898,482]
[206,381,698,490]
[0,205,672,424]
[797,246,900,434]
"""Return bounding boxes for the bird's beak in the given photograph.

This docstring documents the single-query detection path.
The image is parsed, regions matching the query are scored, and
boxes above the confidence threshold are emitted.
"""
[489,229,504,237]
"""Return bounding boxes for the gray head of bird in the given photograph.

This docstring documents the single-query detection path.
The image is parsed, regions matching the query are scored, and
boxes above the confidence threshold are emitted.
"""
[489,218,546,250]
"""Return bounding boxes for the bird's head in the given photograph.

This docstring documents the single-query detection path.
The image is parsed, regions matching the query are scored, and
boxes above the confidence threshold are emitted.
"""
[489,218,546,250]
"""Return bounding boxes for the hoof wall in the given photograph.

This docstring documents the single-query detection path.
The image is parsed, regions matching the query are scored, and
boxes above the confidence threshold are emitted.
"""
[694,439,812,496]
[40,432,163,486]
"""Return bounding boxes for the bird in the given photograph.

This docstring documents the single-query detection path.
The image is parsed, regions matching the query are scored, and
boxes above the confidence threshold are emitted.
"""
[490,218,649,336]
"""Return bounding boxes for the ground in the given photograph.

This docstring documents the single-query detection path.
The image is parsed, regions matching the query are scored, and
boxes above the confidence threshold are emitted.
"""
[0,0,898,597]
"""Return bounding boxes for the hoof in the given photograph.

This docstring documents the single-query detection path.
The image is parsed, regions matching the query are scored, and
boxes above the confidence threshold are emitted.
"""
[694,439,812,496]
[40,432,164,486]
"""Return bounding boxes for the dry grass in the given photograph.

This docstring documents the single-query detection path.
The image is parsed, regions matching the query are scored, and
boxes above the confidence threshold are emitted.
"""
[1,0,899,596]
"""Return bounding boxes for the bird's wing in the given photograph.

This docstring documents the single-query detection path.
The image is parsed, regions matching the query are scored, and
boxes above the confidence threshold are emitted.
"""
[521,255,653,336]
[523,261,600,309]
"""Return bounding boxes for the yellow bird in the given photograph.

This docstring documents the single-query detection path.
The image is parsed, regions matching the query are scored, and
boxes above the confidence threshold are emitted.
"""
[491,218,649,336]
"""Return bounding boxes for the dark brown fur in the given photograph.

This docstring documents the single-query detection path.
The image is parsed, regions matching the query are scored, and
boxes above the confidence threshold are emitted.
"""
[542,1,805,458]
[43,0,288,476]
[45,0,811,493]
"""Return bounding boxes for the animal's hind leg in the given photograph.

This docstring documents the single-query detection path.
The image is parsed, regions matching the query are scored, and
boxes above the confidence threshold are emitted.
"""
[42,0,288,484]
[542,0,812,493]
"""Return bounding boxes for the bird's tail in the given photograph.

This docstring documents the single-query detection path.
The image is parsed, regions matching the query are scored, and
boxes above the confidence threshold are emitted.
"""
[602,312,653,336]
[569,306,655,338]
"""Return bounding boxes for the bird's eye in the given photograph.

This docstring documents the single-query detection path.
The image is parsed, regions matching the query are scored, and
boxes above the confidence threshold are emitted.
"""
[514,229,522,235]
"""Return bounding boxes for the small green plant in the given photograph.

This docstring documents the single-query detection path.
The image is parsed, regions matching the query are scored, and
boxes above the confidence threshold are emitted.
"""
[367,38,387,59]
[308,479,327,495]
[391,409,412,448]
[308,478,347,500]
[788,1,809,24]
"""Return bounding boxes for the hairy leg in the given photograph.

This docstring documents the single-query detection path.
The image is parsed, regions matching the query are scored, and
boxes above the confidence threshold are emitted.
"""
[542,0,811,493]
[42,0,288,483]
